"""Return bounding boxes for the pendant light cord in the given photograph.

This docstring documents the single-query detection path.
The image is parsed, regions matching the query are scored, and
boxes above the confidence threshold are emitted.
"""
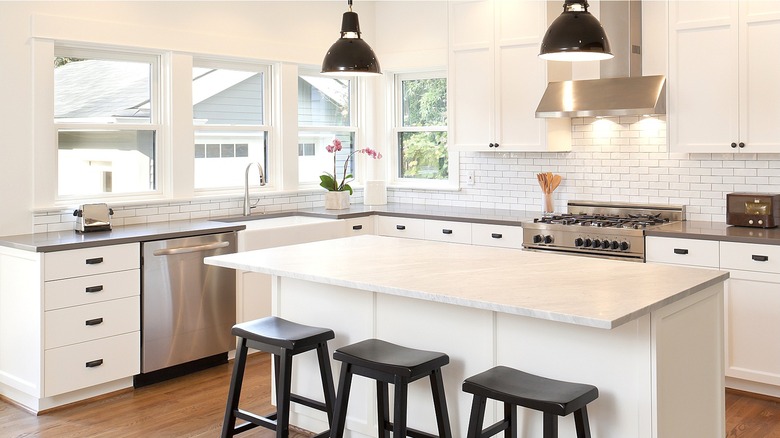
[347,0,352,12]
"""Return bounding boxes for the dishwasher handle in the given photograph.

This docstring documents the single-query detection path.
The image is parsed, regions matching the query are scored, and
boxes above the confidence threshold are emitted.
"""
[152,241,230,256]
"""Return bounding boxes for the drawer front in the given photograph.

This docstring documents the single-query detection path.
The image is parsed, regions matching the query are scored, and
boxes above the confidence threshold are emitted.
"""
[471,223,523,249]
[44,331,140,397]
[45,243,140,281]
[45,296,140,349]
[424,220,472,244]
[376,216,426,239]
[721,241,780,273]
[645,237,719,268]
[45,269,140,311]
[343,217,375,236]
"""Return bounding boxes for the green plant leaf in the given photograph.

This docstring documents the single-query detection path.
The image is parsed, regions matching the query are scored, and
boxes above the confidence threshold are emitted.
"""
[342,183,353,195]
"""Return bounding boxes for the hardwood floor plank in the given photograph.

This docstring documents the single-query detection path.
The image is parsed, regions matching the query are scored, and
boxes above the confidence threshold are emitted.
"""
[2,353,780,437]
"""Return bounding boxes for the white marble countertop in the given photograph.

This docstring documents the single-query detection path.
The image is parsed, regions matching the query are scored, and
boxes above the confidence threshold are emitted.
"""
[205,235,729,329]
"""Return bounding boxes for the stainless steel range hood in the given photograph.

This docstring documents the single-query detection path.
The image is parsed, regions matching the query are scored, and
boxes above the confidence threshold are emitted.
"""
[536,0,666,118]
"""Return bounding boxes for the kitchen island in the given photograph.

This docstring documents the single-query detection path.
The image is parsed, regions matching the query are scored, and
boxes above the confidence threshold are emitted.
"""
[205,235,729,438]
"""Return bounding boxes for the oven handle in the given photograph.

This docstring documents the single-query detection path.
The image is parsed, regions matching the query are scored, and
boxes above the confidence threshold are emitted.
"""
[152,241,230,256]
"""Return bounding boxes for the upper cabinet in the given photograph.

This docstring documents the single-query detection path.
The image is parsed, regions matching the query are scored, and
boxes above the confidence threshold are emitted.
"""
[669,1,780,153]
[448,0,571,152]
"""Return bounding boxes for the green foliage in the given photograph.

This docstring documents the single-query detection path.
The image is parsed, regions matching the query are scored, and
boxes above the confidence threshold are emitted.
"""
[399,77,448,180]
[402,78,447,127]
[54,57,84,68]
[319,173,353,194]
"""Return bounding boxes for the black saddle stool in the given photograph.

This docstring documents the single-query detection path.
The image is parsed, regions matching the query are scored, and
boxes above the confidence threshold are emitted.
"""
[330,338,453,438]
[462,366,598,438]
[221,316,337,438]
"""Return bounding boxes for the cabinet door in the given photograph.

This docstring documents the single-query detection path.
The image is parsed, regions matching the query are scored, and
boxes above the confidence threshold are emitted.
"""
[669,1,739,152]
[449,0,494,150]
[726,269,780,387]
[342,217,375,236]
[645,236,720,268]
[424,219,472,244]
[739,2,780,153]
[375,216,426,239]
[471,223,523,249]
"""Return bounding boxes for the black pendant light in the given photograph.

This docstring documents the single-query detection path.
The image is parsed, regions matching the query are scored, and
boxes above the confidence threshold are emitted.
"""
[321,0,381,76]
[539,0,613,61]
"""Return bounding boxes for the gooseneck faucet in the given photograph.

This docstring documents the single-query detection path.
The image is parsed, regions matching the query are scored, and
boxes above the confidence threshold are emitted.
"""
[243,162,266,216]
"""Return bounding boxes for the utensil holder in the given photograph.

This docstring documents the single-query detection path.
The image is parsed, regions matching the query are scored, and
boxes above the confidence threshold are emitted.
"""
[543,192,555,214]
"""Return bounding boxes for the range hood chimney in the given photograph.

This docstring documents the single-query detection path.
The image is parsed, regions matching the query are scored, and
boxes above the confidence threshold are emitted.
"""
[536,0,666,118]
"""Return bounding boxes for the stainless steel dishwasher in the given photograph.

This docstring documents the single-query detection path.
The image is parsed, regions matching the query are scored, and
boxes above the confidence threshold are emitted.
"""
[135,232,236,386]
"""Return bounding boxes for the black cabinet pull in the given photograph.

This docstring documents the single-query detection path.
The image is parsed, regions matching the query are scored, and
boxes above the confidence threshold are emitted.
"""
[489,143,495,148]
[85,257,104,265]
[442,229,453,235]
[491,233,503,239]
[85,317,104,326]
[85,359,104,368]
[396,225,406,230]
[752,255,769,262]
[352,224,363,230]
[673,248,689,255]
[739,142,745,148]
[731,142,737,148]
[85,285,104,293]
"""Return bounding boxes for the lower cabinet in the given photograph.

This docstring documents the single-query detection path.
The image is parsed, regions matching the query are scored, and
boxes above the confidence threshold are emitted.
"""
[647,236,780,397]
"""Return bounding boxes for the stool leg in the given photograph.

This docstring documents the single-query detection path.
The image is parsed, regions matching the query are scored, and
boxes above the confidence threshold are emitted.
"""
[429,368,453,438]
[376,381,390,438]
[275,350,294,438]
[573,406,592,438]
[315,342,337,426]
[331,363,354,438]
[392,377,409,438]
[504,402,517,438]
[465,394,487,438]
[221,337,248,438]
[542,412,558,438]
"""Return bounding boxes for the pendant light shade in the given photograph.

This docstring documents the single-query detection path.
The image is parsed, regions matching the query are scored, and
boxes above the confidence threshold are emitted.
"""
[539,0,613,62]
[321,0,381,76]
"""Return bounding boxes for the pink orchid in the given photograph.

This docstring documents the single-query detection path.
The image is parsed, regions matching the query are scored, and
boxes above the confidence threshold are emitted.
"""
[320,139,382,194]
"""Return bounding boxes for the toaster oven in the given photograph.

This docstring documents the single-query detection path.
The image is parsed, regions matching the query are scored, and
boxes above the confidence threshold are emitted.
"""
[726,193,780,228]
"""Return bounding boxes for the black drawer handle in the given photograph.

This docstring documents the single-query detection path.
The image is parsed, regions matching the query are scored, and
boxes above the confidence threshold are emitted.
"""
[85,257,104,265]
[352,224,363,230]
[491,233,503,239]
[442,229,453,235]
[85,359,104,368]
[752,255,769,262]
[85,317,104,326]
[396,225,406,230]
[85,285,104,293]
[673,248,689,255]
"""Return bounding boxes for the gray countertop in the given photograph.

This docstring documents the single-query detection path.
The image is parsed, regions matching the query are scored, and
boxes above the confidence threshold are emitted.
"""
[0,204,536,253]
[646,221,780,245]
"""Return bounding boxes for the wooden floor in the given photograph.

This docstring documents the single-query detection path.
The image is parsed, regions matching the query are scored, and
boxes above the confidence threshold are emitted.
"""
[2,352,780,437]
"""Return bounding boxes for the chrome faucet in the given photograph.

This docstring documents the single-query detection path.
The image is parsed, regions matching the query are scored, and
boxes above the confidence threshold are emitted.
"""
[243,162,266,216]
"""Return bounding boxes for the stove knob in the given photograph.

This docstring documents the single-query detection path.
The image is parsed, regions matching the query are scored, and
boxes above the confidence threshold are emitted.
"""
[533,234,543,244]
[611,240,620,250]
[602,240,612,249]
[584,238,593,247]
[574,237,584,247]
[592,239,602,248]
[620,241,630,251]
[544,235,554,244]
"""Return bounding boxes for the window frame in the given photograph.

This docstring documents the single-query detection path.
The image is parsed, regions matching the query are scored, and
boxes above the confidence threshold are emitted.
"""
[191,59,273,193]
[390,70,458,190]
[53,46,163,201]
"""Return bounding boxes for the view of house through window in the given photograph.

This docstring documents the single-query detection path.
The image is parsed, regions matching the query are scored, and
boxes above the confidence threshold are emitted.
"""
[193,65,269,190]
[297,73,355,185]
[397,74,448,180]
[54,53,157,197]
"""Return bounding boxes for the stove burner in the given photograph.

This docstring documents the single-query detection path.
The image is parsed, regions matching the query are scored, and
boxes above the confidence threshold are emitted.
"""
[533,213,670,229]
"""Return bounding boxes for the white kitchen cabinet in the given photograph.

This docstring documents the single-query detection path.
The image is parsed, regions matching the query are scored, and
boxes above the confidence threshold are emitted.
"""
[341,216,375,236]
[669,1,780,153]
[424,219,472,244]
[376,215,426,239]
[471,223,524,249]
[448,0,571,152]
[0,242,140,412]
[645,236,719,268]
[721,242,780,394]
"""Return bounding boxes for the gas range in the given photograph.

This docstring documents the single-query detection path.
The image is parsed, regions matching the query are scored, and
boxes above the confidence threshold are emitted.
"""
[522,201,686,261]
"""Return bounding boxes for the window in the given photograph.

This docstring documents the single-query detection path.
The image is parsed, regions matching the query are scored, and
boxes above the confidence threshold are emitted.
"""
[193,62,270,190]
[394,72,448,181]
[297,72,356,185]
[54,49,159,197]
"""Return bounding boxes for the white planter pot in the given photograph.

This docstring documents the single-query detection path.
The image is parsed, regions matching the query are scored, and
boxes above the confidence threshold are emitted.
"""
[324,191,350,210]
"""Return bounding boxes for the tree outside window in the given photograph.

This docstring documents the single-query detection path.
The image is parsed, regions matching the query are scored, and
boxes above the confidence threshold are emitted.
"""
[397,75,447,180]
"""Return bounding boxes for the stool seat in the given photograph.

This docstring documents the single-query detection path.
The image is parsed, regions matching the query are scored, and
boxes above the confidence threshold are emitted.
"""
[232,316,334,351]
[463,366,598,417]
[333,338,449,378]
[331,339,452,438]
[462,366,598,438]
